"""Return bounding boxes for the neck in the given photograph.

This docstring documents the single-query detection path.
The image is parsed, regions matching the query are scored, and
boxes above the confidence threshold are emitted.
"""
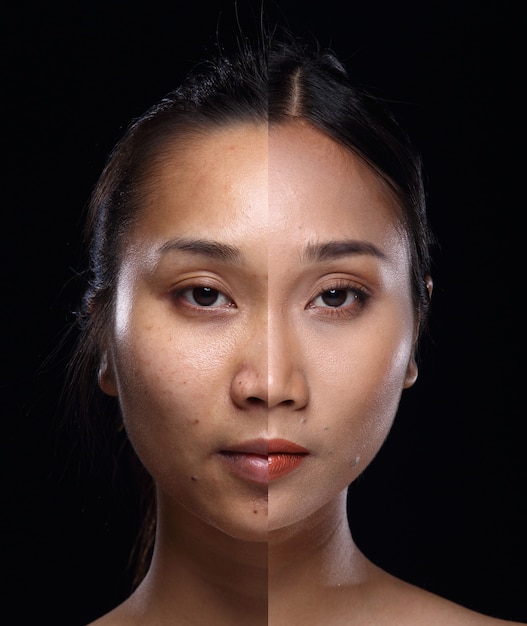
[132,498,268,625]
[269,490,361,582]
[128,490,371,625]
[268,490,372,622]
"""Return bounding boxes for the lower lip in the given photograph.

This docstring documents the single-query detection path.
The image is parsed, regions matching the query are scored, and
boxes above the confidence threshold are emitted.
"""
[219,452,268,484]
[268,453,307,481]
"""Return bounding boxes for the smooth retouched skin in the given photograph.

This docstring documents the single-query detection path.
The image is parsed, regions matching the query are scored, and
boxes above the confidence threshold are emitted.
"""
[92,123,521,625]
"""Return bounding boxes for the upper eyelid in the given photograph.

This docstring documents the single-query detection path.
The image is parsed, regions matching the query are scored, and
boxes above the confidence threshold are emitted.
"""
[311,288,365,305]
[314,279,369,297]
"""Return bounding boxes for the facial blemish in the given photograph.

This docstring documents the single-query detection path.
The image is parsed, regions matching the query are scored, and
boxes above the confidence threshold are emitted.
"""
[193,419,200,425]
[324,426,329,431]
[190,475,198,481]
[253,510,258,514]
[301,418,307,424]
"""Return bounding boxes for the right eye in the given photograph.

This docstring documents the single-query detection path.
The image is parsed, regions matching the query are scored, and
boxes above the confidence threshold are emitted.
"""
[176,286,233,308]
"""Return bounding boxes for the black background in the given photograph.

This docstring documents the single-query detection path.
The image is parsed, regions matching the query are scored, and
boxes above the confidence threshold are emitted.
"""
[2,1,525,624]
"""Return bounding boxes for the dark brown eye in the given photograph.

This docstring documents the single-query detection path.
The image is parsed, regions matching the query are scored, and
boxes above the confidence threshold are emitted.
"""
[320,289,351,307]
[177,286,231,308]
[190,287,222,306]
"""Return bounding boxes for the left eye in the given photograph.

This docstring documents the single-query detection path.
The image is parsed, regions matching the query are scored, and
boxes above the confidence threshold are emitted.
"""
[179,286,231,307]
[312,288,360,308]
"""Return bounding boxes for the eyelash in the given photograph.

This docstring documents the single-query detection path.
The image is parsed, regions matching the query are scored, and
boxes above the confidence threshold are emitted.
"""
[307,280,370,318]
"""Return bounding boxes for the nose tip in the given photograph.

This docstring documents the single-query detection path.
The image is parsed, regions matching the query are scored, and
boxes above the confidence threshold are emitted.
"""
[230,367,309,410]
[230,368,268,409]
[267,369,309,410]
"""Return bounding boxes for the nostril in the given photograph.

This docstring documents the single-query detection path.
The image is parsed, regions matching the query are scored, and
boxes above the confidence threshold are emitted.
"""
[247,396,265,405]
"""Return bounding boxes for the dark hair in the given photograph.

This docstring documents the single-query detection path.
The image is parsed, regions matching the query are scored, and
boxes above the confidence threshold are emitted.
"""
[69,31,434,589]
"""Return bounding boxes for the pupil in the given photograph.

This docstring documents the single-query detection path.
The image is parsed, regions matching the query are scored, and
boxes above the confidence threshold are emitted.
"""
[322,289,347,307]
[194,287,219,306]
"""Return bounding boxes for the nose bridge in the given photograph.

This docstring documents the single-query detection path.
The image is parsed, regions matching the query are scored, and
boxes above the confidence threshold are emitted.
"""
[230,288,309,411]
[230,309,269,408]
[268,309,309,410]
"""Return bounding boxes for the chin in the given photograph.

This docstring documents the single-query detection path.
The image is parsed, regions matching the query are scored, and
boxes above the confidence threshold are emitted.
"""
[180,497,270,544]
[214,510,270,544]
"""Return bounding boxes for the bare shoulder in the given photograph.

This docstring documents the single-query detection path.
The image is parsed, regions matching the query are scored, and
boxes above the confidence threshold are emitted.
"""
[372,566,525,626]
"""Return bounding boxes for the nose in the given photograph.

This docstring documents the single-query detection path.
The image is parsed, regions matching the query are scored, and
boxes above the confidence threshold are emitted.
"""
[230,365,268,409]
[230,315,309,411]
[268,315,309,410]
[230,321,268,409]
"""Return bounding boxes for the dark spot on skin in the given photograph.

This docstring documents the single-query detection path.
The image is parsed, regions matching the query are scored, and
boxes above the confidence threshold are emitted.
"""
[191,476,198,481]
[253,510,258,514]
[193,419,200,425]
[324,426,329,431]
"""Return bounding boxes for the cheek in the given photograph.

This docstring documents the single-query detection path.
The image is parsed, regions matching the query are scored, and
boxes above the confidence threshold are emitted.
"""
[114,310,234,404]
[109,310,236,472]
[307,312,415,464]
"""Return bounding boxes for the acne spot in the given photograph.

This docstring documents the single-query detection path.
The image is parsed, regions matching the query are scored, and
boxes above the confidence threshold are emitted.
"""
[193,419,200,425]
[301,418,307,424]
[324,426,329,431]
[253,510,258,515]
[190,475,198,482]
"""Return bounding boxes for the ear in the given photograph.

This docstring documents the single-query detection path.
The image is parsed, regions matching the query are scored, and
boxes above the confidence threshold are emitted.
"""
[403,353,418,389]
[403,274,433,390]
[425,274,433,301]
[98,349,118,397]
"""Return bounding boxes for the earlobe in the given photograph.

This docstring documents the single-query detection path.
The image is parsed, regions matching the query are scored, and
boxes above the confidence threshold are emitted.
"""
[98,350,118,397]
[403,353,418,389]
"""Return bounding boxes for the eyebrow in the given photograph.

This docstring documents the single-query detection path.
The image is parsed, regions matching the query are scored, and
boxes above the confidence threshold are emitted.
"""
[302,240,387,263]
[157,237,242,263]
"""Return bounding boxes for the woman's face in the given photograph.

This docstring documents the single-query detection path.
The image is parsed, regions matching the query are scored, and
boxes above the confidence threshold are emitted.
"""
[100,121,418,542]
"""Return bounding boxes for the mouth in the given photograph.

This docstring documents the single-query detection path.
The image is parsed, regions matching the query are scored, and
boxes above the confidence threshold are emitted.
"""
[268,439,308,481]
[219,438,309,483]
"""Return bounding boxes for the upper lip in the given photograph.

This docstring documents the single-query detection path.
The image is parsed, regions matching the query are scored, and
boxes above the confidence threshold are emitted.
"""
[268,438,308,454]
[220,438,308,455]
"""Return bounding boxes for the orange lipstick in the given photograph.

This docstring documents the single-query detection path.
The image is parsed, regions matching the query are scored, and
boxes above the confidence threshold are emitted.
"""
[268,439,308,481]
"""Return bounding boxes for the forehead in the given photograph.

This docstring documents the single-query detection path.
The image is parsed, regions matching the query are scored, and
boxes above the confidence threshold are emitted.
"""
[136,124,268,241]
[132,121,406,257]
[267,121,404,245]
